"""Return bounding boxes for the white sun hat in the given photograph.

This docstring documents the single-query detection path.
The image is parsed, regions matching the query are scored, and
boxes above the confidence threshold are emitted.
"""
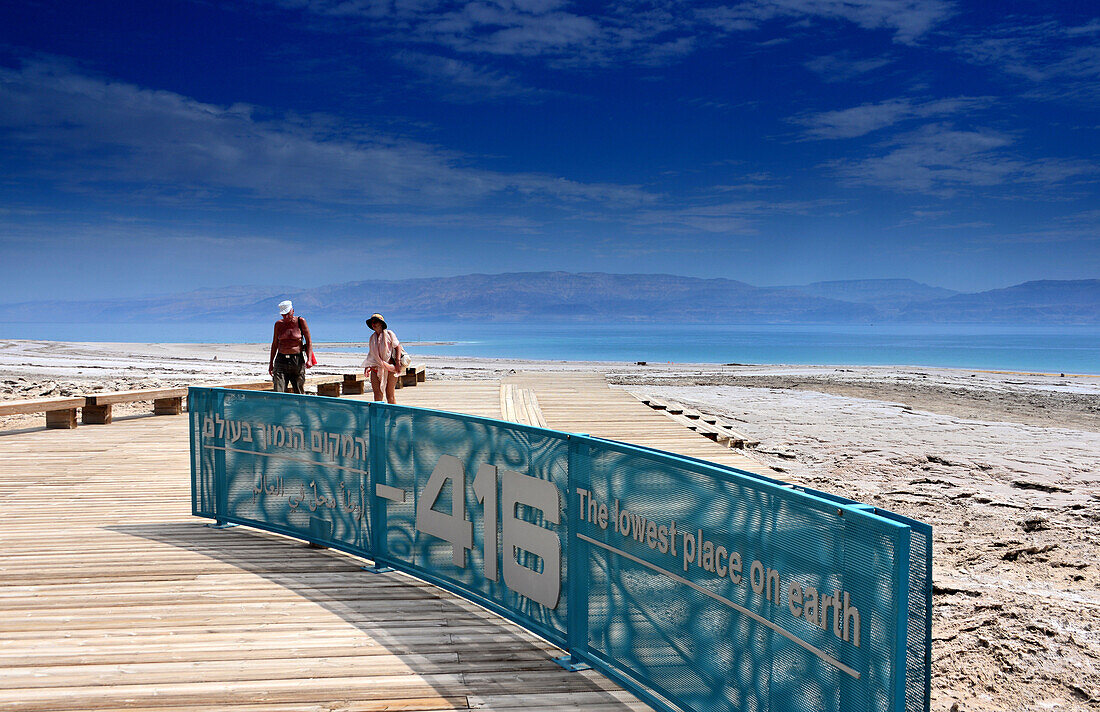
[278,300,293,315]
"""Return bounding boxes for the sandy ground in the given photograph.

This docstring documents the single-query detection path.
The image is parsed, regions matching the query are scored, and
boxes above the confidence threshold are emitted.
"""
[2,339,1098,711]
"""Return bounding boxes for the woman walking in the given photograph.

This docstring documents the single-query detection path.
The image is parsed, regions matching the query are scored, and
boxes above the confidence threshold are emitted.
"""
[364,313,403,404]
[268,300,314,393]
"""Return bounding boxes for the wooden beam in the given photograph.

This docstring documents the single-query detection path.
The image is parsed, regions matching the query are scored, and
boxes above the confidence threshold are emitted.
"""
[0,397,85,417]
[86,388,188,407]
[215,381,274,391]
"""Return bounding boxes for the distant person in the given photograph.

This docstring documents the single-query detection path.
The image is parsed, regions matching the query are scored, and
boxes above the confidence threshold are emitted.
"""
[268,300,314,394]
[364,313,404,404]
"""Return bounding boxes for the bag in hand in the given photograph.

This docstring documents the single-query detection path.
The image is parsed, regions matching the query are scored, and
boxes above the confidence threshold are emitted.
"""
[390,346,411,371]
[299,317,318,366]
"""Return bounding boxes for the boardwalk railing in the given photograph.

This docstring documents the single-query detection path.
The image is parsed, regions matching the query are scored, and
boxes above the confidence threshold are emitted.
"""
[190,387,931,712]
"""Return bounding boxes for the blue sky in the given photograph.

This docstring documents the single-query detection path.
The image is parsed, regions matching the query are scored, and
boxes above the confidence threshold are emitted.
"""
[1,0,1097,299]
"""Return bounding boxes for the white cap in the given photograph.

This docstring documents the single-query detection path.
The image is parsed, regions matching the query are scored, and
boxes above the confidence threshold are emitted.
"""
[278,300,293,315]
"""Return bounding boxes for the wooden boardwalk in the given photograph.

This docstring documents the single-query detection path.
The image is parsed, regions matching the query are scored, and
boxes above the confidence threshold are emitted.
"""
[0,373,767,711]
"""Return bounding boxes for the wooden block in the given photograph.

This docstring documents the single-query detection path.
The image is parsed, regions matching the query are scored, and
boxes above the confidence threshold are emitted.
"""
[341,380,364,395]
[44,408,78,429]
[153,397,183,415]
[342,374,366,395]
[317,382,342,397]
[415,366,426,383]
[82,403,112,425]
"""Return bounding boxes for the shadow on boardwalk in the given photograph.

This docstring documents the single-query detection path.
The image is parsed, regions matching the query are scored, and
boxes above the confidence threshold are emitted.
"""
[109,521,646,711]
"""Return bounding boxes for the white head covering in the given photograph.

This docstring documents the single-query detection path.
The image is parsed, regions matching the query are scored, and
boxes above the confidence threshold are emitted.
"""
[278,300,293,315]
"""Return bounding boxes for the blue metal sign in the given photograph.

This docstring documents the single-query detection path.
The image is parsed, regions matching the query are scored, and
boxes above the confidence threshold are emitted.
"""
[190,387,931,712]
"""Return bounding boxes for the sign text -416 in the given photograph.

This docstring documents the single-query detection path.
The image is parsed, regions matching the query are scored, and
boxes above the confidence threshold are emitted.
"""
[415,455,561,609]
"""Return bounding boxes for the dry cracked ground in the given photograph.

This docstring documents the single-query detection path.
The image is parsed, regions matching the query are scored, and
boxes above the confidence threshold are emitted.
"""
[612,370,1100,712]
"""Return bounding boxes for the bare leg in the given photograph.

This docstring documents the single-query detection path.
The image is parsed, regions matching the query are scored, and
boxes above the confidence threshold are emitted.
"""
[369,369,384,401]
[385,372,397,404]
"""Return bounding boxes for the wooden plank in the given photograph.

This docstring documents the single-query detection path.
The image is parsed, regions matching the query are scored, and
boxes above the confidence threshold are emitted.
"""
[498,384,548,428]
[507,374,764,474]
[500,384,515,423]
[667,412,732,446]
[715,424,758,449]
[86,388,188,406]
[214,381,273,391]
[627,389,758,450]
[0,397,85,417]
[519,388,548,428]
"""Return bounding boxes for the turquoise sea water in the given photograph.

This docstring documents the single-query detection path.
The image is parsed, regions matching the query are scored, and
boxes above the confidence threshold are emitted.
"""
[2,321,1097,374]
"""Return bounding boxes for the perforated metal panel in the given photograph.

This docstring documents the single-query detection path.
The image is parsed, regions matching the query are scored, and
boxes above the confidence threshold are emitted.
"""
[571,438,904,712]
[190,388,372,552]
[189,387,930,712]
[373,404,571,645]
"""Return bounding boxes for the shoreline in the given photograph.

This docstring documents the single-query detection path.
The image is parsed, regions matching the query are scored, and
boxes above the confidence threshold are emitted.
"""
[2,339,1098,435]
[3,323,1098,376]
[2,339,1099,710]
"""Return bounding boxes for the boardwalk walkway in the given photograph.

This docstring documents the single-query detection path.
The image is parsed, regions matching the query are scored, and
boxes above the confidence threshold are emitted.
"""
[0,373,765,711]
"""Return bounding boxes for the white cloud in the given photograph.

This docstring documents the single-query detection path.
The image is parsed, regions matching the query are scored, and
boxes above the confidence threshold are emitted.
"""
[803,51,893,82]
[392,50,540,99]
[262,0,953,69]
[629,198,837,233]
[698,0,955,45]
[793,96,992,139]
[0,59,653,211]
[953,20,1100,101]
[1064,19,1100,38]
[829,123,1097,196]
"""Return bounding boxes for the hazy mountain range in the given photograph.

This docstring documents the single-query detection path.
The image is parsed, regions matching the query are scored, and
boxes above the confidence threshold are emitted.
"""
[8,274,1100,325]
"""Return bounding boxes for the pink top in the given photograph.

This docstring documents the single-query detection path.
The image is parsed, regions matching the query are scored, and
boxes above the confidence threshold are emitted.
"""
[364,329,400,372]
